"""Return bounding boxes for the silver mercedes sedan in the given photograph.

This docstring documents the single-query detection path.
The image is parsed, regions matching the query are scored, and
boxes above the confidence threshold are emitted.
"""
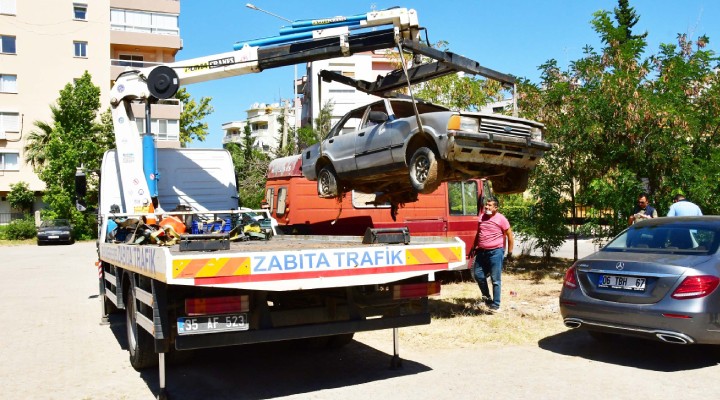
[301,98,551,205]
[560,216,720,345]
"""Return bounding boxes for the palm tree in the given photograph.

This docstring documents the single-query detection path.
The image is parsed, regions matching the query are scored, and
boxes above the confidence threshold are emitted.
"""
[23,116,55,171]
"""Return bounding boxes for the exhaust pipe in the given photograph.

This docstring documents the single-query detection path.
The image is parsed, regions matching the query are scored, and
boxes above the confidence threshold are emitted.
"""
[564,318,582,329]
[656,333,690,344]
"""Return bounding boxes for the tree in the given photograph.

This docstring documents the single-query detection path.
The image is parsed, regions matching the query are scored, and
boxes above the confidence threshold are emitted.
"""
[175,88,213,147]
[24,71,114,238]
[314,100,335,139]
[7,182,34,214]
[519,0,720,250]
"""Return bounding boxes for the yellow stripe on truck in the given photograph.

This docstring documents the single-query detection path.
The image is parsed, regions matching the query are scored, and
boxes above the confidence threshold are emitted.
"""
[173,257,251,279]
[405,246,462,265]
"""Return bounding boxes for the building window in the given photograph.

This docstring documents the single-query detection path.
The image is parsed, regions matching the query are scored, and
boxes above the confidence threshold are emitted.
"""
[74,41,87,57]
[0,35,16,54]
[0,111,20,134]
[136,118,180,141]
[0,74,16,93]
[0,0,16,15]
[119,54,144,68]
[0,152,19,170]
[73,3,87,20]
[110,9,179,36]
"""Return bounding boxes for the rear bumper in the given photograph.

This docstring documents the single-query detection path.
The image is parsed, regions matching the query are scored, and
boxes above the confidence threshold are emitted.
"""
[559,301,720,345]
[175,312,430,350]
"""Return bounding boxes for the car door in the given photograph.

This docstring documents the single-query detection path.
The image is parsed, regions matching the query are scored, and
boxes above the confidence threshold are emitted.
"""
[354,101,394,173]
[322,108,364,176]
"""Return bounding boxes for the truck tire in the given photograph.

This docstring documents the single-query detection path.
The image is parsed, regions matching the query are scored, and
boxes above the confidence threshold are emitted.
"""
[409,147,441,194]
[317,165,339,198]
[126,278,157,369]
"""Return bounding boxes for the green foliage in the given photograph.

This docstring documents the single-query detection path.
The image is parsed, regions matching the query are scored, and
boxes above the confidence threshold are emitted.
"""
[517,0,720,253]
[577,168,643,244]
[8,182,35,213]
[314,100,335,139]
[23,71,113,238]
[175,88,214,147]
[3,217,37,240]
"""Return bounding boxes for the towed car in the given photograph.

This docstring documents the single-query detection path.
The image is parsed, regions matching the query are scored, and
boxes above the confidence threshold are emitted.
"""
[301,98,551,208]
[37,219,74,245]
[560,216,720,345]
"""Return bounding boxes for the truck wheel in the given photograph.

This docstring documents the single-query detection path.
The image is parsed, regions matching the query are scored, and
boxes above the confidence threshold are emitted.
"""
[409,147,441,194]
[126,278,157,369]
[317,165,339,198]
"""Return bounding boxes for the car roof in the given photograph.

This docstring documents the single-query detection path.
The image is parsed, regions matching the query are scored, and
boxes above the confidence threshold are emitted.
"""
[633,216,720,228]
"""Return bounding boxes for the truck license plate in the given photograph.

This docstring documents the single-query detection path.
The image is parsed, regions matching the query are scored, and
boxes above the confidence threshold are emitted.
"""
[177,314,249,335]
[598,275,646,291]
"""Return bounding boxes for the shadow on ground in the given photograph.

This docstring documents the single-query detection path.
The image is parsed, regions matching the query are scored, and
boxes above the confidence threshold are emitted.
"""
[108,314,431,399]
[539,328,719,372]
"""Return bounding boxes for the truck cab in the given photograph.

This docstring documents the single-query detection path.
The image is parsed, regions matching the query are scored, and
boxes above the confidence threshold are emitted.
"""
[265,154,490,259]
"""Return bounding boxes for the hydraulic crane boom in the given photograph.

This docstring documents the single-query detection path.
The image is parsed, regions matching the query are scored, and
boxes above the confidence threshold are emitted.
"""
[107,7,421,218]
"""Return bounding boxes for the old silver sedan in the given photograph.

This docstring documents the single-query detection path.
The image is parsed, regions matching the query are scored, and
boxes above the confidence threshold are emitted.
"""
[301,98,550,205]
[560,216,720,345]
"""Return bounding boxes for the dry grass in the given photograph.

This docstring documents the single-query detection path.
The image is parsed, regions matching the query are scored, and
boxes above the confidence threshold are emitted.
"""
[357,255,573,350]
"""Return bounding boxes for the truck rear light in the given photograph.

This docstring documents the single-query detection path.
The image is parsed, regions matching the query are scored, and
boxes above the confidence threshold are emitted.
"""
[671,275,720,300]
[185,295,249,316]
[563,266,578,289]
[393,282,441,300]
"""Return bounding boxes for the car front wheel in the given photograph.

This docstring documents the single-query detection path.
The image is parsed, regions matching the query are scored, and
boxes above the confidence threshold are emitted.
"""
[317,165,339,198]
[409,147,441,194]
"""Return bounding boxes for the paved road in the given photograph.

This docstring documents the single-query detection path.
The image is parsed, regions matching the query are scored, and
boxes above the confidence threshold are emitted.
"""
[2,241,719,400]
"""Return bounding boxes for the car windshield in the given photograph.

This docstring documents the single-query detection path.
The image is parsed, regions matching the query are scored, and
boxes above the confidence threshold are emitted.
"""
[603,222,720,255]
[40,219,69,228]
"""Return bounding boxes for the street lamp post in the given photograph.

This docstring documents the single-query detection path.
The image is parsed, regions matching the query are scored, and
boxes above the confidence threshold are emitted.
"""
[246,3,299,131]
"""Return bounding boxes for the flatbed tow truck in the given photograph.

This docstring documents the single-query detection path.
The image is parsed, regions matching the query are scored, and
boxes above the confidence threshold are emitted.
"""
[83,7,529,399]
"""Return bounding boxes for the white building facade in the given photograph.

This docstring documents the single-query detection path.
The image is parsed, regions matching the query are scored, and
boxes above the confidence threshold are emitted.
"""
[0,0,181,220]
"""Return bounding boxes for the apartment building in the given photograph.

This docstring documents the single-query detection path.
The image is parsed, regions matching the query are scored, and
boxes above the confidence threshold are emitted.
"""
[0,0,181,217]
[222,100,298,154]
[301,50,396,130]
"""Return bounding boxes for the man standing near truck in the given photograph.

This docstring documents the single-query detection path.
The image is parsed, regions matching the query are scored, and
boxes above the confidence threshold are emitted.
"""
[470,199,514,313]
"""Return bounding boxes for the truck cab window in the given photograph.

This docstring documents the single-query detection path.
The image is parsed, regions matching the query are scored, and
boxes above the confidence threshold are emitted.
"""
[448,180,479,216]
[276,187,287,217]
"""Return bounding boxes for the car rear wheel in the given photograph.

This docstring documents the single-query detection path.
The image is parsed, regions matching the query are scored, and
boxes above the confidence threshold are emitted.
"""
[409,147,441,194]
[317,165,339,198]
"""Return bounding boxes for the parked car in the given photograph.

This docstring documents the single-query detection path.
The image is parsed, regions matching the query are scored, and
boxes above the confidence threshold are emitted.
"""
[301,98,551,206]
[37,219,74,245]
[560,216,720,345]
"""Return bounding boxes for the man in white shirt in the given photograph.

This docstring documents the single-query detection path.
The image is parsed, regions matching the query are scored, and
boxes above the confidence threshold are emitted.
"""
[667,194,702,216]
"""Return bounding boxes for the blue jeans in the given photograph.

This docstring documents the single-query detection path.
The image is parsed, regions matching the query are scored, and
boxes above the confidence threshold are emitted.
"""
[473,248,504,308]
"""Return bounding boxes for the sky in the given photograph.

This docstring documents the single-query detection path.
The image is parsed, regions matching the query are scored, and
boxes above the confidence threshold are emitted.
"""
[178,0,720,149]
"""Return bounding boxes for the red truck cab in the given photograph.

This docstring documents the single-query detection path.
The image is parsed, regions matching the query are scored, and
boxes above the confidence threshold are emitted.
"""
[265,155,490,258]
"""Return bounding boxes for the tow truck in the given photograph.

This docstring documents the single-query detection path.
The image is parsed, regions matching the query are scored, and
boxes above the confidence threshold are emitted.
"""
[84,7,527,399]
